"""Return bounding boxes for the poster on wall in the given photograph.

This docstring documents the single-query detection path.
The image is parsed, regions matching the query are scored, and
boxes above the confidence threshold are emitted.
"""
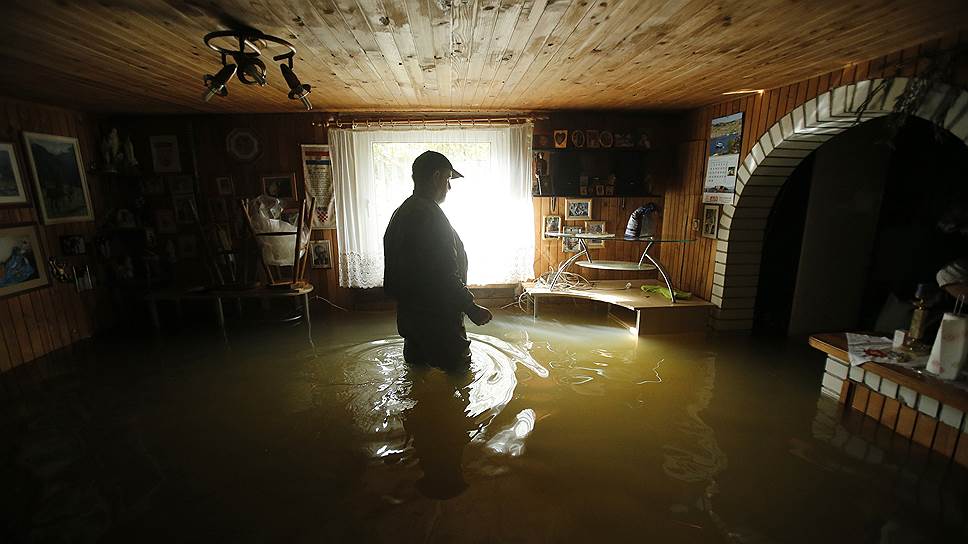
[300,144,335,229]
[702,112,744,205]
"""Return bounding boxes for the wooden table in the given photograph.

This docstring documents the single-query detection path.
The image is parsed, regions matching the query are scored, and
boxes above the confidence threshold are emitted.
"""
[524,279,714,334]
[146,284,314,337]
[809,332,968,466]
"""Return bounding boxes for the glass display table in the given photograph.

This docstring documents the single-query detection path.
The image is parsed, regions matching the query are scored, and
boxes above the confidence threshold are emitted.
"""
[544,233,694,303]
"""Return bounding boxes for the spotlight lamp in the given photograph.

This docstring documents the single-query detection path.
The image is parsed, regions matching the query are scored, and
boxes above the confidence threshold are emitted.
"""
[202,29,314,110]
[202,63,237,101]
[281,63,312,110]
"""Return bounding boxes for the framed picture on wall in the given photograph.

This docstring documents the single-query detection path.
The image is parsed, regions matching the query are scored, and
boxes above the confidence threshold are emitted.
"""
[584,220,606,248]
[701,205,719,239]
[542,215,562,239]
[149,135,181,173]
[22,132,95,224]
[565,198,592,220]
[0,224,49,298]
[215,176,234,196]
[561,226,583,253]
[310,240,333,269]
[0,141,29,206]
[60,234,87,256]
[172,195,197,224]
[262,173,297,199]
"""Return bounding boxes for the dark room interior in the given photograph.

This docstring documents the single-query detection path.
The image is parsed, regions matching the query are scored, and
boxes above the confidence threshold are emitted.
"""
[2,1,968,542]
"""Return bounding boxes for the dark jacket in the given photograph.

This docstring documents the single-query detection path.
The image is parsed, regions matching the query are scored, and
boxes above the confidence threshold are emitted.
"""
[384,195,475,319]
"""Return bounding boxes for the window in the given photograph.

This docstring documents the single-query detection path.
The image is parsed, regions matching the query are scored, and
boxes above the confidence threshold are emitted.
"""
[330,124,534,288]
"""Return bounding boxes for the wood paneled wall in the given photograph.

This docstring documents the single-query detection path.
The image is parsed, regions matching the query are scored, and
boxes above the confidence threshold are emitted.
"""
[119,112,348,306]
[531,112,680,281]
[0,97,108,373]
[662,31,968,302]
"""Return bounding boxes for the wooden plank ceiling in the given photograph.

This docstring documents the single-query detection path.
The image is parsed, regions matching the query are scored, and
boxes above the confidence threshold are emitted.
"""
[0,0,965,114]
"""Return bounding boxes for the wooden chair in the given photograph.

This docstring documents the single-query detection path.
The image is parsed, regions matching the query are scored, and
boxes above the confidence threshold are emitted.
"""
[241,195,316,289]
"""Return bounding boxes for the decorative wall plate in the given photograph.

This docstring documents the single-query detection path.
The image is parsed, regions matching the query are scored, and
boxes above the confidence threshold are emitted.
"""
[600,130,614,148]
[226,129,261,162]
[570,129,585,148]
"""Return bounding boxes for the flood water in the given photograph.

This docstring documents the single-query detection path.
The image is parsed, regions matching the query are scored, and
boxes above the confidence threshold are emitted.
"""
[2,308,966,542]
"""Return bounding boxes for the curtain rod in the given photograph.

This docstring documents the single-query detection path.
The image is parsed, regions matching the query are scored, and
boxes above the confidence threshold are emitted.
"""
[326,115,542,128]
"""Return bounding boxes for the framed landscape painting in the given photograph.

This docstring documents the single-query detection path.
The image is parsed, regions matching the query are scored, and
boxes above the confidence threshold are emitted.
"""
[22,132,94,224]
[0,224,49,298]
[0,141,29,206]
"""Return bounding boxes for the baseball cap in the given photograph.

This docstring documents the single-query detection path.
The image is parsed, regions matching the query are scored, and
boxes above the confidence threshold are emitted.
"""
[412,150,464,180]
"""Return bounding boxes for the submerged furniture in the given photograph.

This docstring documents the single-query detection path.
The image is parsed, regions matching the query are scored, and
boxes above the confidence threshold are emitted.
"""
[524,279,714,335]
[145,283,314,339]
[544,233,690,302]
[241,195,316,289]
[809,333,968,468]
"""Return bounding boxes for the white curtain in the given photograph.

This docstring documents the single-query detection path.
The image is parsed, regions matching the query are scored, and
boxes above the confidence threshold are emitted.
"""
[331,124,534,288]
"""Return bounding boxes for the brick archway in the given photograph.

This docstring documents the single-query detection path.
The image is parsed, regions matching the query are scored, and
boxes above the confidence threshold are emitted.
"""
[712,78,968,331]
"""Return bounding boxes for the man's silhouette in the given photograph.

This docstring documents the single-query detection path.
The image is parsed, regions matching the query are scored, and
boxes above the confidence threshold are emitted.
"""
[384,151,492,371]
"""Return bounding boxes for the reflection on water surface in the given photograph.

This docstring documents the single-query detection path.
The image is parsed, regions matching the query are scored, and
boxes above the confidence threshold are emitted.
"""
[2,311,965,542]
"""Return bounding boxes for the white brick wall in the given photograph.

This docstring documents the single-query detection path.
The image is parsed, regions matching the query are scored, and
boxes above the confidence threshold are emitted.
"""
[713,78,967,332]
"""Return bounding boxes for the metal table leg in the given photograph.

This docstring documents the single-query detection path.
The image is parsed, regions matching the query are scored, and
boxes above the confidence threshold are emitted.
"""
[215,297,226,330]
[638,241,677,303]
[303,293,314,347]
[549,247,588,290]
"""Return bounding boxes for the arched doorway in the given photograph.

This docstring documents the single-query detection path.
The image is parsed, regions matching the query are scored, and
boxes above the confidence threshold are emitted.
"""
[712,78,968,331]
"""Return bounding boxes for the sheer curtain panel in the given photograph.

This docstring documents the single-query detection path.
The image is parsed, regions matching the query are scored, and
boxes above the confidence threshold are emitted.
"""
[330,124,534,288]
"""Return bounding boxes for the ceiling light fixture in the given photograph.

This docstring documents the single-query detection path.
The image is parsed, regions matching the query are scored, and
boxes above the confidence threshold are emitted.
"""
[202,29,314,110]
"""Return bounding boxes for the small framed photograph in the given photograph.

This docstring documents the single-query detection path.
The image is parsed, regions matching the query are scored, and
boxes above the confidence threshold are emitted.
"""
[310,239,333,269]
[262,173,297,200]
[595,184,605,196]
[141,176,166,196]
[0,224,49,298]
[177,235,198,259]
[542,215,562,239]
[561,226,582,253]
[0,141,29,206]
[565,198,592,220]
[215,176,234,196]
[149,135,181,173]
[584,220,606,248]
[172,195,197,224]
[60,234,87,256]
[534,134,551,149]
[702,205,719,239]
[585,129,600,149]
[553,130,568,148]
[155,209,177,233]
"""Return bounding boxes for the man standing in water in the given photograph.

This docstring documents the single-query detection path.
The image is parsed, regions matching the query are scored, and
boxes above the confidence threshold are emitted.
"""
[384,150,492,371]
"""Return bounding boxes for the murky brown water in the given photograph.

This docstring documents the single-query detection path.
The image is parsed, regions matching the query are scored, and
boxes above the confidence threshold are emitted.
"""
[2,308,966,542]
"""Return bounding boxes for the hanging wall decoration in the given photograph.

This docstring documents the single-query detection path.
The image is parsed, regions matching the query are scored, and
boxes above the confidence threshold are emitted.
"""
[300,144,336,229]
[0,224,49,298]
[702,112,744,205]
[149,135,181,173]
[227,129,261,162]
[0,141,29,206]
[22,132,95,224]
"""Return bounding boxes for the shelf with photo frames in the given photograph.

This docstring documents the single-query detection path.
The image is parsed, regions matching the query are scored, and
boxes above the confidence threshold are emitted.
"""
[531,147,656,197]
